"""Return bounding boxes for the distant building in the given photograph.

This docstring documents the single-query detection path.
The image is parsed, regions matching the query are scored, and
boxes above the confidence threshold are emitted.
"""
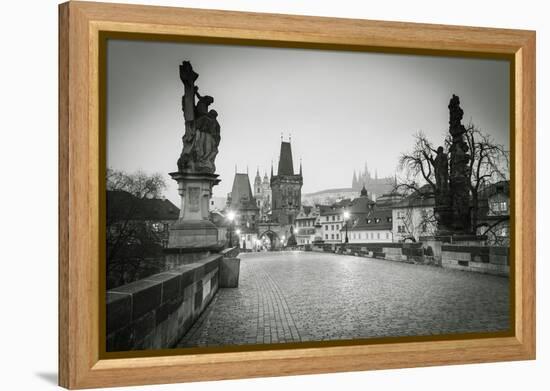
[226,172,259,249]
[210,210,229,244]
[351,162,394,199]
[319,204,345,244]
[345,208,394,243]
[270,140,303,226]
[477,180,510,245]
[302,187,359,206]
[391,185,436,242]
[335,186,394,243]
[253,169,272,221]
[295,206,321,245]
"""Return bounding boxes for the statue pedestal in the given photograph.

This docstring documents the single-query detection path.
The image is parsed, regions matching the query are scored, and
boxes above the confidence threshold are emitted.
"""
[167,171,221,251]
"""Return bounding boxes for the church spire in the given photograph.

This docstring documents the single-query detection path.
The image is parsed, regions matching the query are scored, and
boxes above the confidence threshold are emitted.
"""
[254,166,261,186]
[277,139,295,176]
[299,158,302,176]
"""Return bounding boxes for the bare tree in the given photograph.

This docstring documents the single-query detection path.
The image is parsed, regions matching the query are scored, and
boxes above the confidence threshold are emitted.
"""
[396,125,509,234]
[106,168,168,288]
[461,123,509,232]
[107,168,166,198]
[396,131,438,195]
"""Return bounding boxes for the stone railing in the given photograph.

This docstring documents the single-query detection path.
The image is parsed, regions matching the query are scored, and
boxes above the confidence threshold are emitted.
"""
[441,245,509,276]
[106,250,233,351]
[310,241,509,276]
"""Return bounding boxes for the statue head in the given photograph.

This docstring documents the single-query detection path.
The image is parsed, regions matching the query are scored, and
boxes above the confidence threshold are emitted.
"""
[437,146,444,154]
[208,109,218,119]
[196,95,214,116]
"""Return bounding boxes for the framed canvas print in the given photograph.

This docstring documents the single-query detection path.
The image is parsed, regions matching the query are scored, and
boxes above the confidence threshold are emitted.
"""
[58,1,536,389]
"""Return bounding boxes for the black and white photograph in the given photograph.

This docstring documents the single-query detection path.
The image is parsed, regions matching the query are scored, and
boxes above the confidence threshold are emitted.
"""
[105,39,511,352]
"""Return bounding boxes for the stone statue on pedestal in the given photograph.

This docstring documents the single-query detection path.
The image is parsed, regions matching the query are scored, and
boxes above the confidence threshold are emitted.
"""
[447,94,472,233]
[430,95,473,235]
[177,61,221,174]
[433,146,449,194]
[167,61,222,257]
[432,145,453,233]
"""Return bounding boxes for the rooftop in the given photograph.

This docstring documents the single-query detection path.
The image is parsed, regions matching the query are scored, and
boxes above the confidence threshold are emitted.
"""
[228,173,259,211]
[107,191,180,221]
[347,208,393,231]
[277,141,295,176]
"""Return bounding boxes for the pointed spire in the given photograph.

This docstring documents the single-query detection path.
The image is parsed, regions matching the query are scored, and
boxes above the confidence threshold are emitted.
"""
[270,160,274,178]
[254,166,261,185]
[277,139,295,176]
[299,157,302,176]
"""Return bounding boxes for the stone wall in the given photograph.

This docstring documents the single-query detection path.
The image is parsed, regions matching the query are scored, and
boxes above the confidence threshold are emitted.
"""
[441,245,509,276]
[106,253,222,351]
[311,241,509,275]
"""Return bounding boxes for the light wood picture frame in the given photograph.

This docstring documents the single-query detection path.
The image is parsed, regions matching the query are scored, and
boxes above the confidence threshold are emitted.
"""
[58,1,536,389]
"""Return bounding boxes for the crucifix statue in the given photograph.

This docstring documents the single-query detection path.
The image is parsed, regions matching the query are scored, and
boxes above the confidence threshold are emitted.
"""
[177,61,221,173]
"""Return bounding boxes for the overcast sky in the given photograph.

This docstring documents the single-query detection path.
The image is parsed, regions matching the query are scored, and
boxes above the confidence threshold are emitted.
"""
[107,40,510,205]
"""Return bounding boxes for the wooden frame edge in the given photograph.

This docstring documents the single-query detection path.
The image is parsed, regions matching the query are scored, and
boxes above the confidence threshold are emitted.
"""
[518,31,536,358]
[58,1,536,388]
[59,2,70,388]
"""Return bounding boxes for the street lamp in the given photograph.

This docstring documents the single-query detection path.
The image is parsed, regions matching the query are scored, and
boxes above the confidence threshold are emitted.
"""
[343,210,350,244]
[227,210,235,247]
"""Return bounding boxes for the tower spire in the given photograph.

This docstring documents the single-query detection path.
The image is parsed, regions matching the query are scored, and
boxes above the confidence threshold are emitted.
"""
[277,138,295,176]
[299,157,302,176]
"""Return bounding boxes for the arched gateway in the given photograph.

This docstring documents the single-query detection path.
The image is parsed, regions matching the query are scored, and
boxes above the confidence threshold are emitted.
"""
[258,230,280,250]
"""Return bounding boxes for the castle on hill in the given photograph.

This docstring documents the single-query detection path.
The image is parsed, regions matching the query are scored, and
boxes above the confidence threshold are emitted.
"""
[351,162,394,197]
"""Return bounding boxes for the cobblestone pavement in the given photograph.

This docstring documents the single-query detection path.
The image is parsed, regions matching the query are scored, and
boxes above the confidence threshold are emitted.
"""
[177,251,510,348]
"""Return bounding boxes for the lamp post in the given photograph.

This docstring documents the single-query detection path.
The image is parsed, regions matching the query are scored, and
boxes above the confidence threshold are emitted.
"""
[236,229,241,249]
[227,210,235,248]
[343,210,350,244]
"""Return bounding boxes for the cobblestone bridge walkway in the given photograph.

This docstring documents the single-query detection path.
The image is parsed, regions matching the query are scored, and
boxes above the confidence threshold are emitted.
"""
[177,251,509,348]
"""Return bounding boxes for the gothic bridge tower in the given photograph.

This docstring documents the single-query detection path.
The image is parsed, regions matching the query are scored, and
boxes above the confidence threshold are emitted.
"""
[270,139,303,225]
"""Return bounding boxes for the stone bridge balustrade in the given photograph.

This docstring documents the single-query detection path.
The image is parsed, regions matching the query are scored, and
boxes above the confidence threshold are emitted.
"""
[310,241,509,276]
[106,253,223,351]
